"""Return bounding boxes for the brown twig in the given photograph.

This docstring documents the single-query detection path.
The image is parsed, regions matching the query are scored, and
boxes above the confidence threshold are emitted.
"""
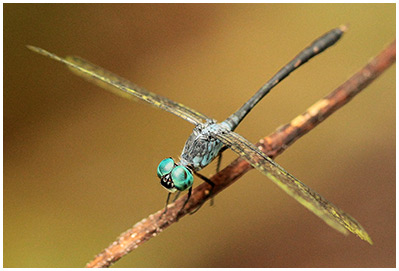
[86,40,395,268]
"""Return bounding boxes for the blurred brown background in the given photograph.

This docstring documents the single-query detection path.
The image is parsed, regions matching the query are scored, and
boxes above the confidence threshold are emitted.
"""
[4,3,395,268]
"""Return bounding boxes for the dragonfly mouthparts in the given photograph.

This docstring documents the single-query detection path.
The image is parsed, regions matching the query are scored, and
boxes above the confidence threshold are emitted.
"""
[160,174,177,193]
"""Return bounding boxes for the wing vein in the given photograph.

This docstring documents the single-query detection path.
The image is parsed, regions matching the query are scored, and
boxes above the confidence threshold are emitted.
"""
[27,46,211,125]
[214,130,372,244]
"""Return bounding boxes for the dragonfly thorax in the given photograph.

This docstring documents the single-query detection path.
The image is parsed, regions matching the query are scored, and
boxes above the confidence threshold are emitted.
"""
[179,122,225,171]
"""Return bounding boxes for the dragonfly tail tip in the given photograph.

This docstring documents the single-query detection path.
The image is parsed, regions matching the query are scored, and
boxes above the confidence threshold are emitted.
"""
[339,24,349,33]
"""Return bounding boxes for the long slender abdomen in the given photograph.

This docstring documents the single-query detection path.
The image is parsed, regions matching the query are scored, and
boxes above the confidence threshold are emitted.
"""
[223,26,346,131]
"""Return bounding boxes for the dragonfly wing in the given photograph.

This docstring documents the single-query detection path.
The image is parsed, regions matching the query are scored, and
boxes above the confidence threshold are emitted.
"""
[214,129,372,244]
[27,46,211,126]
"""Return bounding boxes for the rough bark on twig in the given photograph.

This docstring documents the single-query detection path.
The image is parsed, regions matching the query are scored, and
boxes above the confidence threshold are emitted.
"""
[86,40,395,268]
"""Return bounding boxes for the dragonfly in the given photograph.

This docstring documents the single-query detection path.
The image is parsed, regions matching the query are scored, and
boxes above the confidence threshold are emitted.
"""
[28,25,372,244]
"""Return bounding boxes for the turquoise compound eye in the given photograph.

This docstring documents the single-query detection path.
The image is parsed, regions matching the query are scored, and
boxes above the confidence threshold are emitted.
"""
[171,166,193,191]
[157,158,175,178]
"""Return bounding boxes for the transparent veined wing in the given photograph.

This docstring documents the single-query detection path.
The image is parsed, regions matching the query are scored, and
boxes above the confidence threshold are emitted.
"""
[213,129,373,244]
[27,46,211,126]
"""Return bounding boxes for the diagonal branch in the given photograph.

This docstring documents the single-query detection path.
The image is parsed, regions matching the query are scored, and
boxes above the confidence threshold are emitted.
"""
[86,40,395,268]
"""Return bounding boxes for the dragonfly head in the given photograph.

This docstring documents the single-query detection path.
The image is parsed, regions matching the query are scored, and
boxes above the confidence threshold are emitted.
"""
[157,157,193,193]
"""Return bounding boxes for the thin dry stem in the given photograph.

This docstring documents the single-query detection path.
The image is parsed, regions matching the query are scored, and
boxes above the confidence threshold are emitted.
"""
[86,40,395,268]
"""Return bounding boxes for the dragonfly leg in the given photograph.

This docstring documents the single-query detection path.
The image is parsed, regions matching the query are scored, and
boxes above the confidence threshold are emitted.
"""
[216,146,228,173]
[189,172,215,214]
[177,187,192,217]
[161,192,172,216]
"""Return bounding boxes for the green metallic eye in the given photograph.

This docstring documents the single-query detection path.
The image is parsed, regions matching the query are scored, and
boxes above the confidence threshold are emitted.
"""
[157,158,175,178]
[171,166,193,191]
